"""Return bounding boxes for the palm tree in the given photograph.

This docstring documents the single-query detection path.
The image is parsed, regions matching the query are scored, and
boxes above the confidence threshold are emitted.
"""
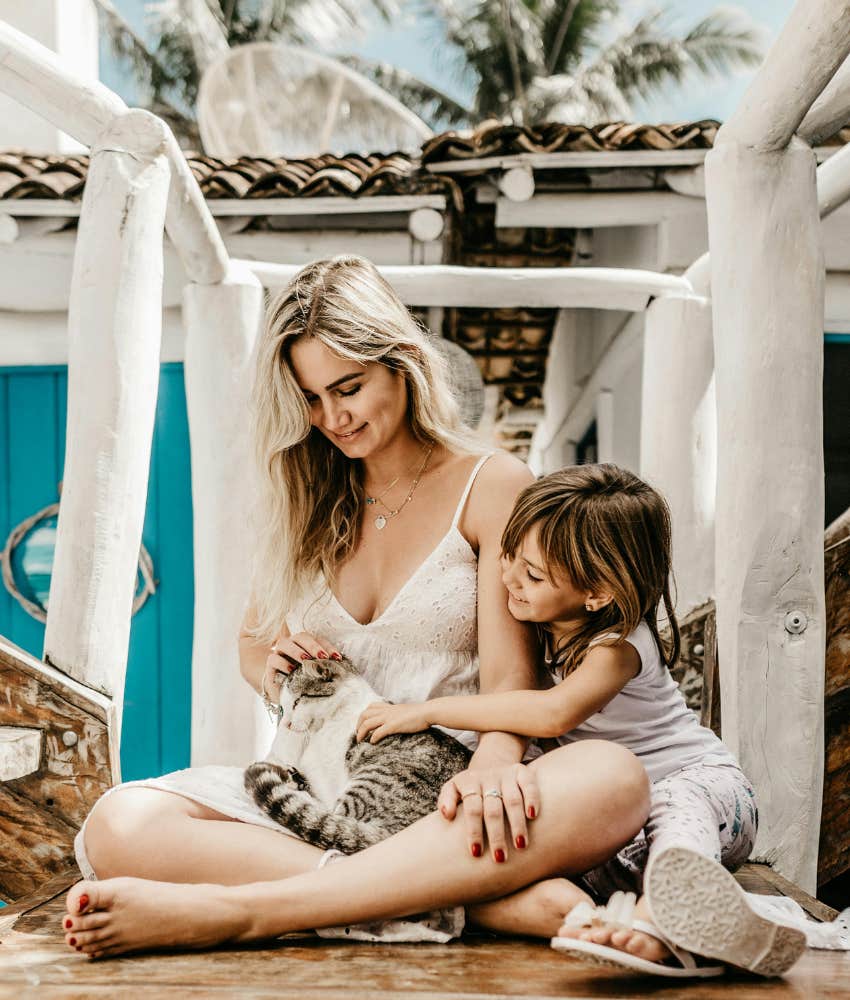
[97,0,764,143]
[352,1,766,126]
[94,0,395,142]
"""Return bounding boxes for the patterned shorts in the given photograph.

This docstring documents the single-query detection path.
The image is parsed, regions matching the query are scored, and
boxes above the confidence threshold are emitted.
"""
[579,761,758,900]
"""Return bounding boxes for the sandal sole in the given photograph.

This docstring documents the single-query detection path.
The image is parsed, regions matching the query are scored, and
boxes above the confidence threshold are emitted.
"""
[551,935,724,978]
[646,847,807,977]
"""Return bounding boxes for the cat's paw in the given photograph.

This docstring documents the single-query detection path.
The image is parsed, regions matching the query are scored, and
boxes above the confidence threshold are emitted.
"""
[244,760,308,794]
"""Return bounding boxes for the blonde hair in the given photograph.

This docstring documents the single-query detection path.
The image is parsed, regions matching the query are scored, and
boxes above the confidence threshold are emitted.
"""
[501,463,680,676]
[250,255,481,644]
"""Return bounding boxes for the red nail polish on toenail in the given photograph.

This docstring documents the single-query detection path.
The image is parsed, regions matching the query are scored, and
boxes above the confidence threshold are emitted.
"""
[515,834,526,849]
[76,946,82,952]
[494,848,506,863]
[527,806,536,819]
[78,894,89,912]
[69,937,77,946]
[470,842,482,858]
[64,918,73,929]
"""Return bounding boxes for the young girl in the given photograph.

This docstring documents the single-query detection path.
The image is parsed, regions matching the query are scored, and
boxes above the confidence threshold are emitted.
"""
[358,464,804,978]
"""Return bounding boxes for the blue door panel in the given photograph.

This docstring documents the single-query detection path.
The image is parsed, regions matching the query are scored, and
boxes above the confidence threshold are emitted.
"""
[0,364,193,780]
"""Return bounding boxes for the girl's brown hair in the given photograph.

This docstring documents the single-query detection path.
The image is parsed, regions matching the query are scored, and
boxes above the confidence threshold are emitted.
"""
[501,463,680,676]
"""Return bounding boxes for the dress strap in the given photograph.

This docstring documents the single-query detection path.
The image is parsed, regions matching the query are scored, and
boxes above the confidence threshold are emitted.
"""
[451,453,495,530]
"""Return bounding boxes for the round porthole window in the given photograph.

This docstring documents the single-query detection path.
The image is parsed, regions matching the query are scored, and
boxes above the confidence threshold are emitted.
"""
[1,490,156,623]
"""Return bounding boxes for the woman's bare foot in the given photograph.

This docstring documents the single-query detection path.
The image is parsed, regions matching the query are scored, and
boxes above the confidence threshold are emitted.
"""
[62,879,253,959]
[468,877,592,938]
[555,894,673,964]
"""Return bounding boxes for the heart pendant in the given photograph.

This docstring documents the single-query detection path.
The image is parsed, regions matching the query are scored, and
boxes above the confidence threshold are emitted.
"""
[375,514,387,530]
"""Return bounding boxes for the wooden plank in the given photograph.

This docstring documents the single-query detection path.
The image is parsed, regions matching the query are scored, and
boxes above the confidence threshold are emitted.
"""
[1,872,847,999]
[0,639,117,901]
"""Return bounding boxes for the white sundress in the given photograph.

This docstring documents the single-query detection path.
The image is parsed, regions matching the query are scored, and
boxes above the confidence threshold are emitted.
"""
[74,453,495,940]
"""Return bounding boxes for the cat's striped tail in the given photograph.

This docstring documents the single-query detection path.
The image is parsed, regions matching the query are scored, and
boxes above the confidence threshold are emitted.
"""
[245,761,386,853]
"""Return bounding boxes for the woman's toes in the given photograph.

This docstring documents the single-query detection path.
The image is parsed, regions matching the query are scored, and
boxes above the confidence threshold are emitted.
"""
[63,911,111,934]
[66,880,102,916]
[70,928,114,953]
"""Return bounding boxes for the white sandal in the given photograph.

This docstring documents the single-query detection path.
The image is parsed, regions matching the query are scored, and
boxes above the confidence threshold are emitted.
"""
[646,846,808,977]
[550,891,725,979]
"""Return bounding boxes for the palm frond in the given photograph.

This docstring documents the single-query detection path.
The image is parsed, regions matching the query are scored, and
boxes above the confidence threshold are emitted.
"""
[340,55,473,128]
[682,5,765,77]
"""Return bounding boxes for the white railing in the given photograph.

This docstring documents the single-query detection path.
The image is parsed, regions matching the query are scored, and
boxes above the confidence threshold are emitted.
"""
[2,0,850,888]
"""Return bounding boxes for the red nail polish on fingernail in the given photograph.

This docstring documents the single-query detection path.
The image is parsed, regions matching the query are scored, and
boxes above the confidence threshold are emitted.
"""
[317,650,328,659]
[515,834,527,849]
[527,806,536,819]
[470,842,482,858]
[494,848,506,863]
[330,652,342,661]
[69,937,77,946]
[300,652,311,660]
[78,894,89,912]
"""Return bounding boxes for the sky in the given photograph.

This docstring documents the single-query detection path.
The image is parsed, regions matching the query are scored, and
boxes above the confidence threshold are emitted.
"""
[102,0,798,124]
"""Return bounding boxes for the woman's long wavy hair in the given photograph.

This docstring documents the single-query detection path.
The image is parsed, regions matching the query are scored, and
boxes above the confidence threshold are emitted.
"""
[501,464,680,676]
[249,255,482,645]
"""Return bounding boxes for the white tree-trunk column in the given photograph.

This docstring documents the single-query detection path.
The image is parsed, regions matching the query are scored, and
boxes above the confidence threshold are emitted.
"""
[183,262,265,766]
[706,135,825,890]
[640,294,716,616]
[44,129,170,729]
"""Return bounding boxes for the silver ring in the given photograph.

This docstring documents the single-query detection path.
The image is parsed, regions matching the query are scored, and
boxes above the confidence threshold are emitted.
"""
[484,789,502,799]
[461,791,482,800]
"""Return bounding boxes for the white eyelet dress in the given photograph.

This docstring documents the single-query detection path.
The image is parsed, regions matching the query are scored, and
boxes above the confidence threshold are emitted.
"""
[74,453,494,942]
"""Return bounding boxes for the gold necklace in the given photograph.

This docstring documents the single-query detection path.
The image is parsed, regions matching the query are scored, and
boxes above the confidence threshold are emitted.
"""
[371,446,433,531]
[364,447,429,508]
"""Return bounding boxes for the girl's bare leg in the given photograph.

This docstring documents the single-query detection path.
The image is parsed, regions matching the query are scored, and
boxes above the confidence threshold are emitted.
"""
[64,742,649,957]
[468,878,592,938]
[83,787,323,883]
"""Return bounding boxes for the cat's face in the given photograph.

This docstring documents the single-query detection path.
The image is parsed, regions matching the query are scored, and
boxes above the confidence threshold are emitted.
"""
[278,657,358,733]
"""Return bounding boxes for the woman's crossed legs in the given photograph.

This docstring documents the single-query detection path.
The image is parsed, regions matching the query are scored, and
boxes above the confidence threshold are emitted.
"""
[64,741,649,958]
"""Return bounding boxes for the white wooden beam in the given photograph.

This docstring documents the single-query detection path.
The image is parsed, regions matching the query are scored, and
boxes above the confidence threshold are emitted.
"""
[0,194,448,219]
[183,261,266,766]
[705,134,825,890]
[243,262,691,311]
[640,294,716,618]
[799,51,850,145]
[0,20,228,286]
[0,17,126,147]
[499,166,535,202]
[0,727,42,780]
[814,139,850,218]
[426,150,709,174]
[532,312,643,460]
[721,0,850,151]
[495,191,704,230]
[42,137,170,714]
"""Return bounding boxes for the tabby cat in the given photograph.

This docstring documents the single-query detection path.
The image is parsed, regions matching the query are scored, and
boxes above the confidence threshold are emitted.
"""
[244,657,472,853]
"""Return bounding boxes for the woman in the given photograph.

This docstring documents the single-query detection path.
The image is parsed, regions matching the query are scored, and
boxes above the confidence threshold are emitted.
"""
[65,256,649,957]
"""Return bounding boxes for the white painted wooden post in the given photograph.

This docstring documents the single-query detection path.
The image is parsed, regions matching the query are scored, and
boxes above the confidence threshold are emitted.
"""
[640,294,716,617]
[706,134,825,889]
[183,261,266,766]
[43,111,170,728]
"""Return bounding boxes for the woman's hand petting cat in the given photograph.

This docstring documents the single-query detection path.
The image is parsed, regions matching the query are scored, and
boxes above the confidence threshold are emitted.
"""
[438,762,538,864]
[262,631,342,703]
[356,701,429,743]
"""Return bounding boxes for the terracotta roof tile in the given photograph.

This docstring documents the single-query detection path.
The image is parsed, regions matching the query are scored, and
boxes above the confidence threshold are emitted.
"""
[420,120,721,163]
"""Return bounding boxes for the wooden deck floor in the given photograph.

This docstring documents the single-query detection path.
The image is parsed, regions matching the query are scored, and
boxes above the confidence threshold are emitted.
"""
[1,866,848,999]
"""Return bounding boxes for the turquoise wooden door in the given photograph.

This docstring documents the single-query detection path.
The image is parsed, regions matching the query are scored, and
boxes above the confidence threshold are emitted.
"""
[0,364,193,780]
